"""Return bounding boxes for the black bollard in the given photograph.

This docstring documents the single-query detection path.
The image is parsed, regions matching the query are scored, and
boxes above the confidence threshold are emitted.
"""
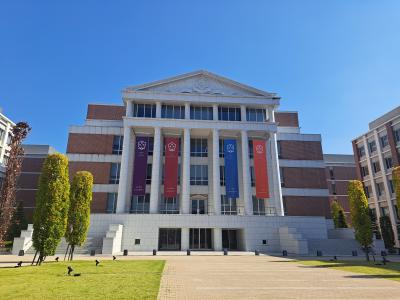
[153,249,157,256]
[90,249,95,256]
[282,250,288,256]
[223,249,228,255]
[187,250,191,256]
[18,250,24,256]
[317,250,322,257]
[255,250,260,256]
[123,249,128,256]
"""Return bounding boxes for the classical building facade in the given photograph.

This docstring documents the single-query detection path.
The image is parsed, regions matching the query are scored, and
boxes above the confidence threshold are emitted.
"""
[66,71,340,253]
[324,154,357,223]
[352,106,400,245]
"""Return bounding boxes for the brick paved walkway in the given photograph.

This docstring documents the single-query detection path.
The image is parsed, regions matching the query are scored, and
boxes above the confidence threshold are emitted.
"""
[157,255,400,300]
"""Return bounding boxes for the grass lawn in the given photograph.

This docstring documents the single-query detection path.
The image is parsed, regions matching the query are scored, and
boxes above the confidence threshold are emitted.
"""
[297,259,400,282]
[0,260,165,300]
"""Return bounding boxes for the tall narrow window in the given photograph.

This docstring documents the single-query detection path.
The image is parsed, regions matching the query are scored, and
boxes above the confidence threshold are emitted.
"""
[112,136,124,155]
[190,139,208,157]
[130,194,150,213]
[106,193,118,213]
[132,103,156,118]
[109,163,121,184]
[252,196,265,215]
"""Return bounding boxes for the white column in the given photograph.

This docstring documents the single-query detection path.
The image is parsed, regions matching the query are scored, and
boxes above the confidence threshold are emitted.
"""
[269,133,284,216]
[126,100,133,117]
[185,103,190,120]
[240,105,247,122]
[116,126,133,213]
[0,122,11,162]
[213,104,218,121]
[181,128,191,214]
[150,127,162,213]
[213,228,222,251]
[181,228,189,250]
[241,130,253,215]
[156,102,161,118]
[212,129,221,215]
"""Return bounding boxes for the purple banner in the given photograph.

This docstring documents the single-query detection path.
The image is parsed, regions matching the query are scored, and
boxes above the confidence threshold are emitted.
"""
[132,136,149,196]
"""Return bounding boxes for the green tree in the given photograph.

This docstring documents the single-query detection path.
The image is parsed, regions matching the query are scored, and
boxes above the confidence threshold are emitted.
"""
[6,201,28,243]
[348,180,373,261]
[331,200,348,228]
[393,166,400,218]
[32,154,70,265]
[65,171,93,261]
[379,215,395,251]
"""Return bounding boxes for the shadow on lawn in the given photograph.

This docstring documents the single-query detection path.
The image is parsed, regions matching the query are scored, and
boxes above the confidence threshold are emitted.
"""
[345,274,400,279]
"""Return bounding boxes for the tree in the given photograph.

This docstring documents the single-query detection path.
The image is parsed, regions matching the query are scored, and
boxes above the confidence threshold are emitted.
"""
[379,215,395,251]
[348,180,373,261]
[331,200,348,228]
[32,153,70,265]
[0,122,31,247]
[65,171,93,261]
[6,201,28,243]
[393,166,400,218]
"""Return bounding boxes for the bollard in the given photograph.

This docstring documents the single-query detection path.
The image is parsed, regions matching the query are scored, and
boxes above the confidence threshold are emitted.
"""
[90,249,95,256]
[187,250,191,256]
[255,250,260,256]
[153,249,157,256]
[282,250,287,256]
[223,249,228,256]
[317,250,322,257]
[352,250,358,256]
[18,250,24,256]
[123,249,128,256]
[381,251,387,257]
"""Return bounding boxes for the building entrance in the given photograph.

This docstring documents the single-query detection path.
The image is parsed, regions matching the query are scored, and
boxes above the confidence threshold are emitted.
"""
[189,228,212,250]
[158,228,181,251]
[222,229,239,250]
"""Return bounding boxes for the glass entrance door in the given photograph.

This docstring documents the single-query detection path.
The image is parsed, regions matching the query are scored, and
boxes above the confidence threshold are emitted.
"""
[189,228,212,250]
[222,229,238,250]
[158,228,181,251]
[191,199,206,214]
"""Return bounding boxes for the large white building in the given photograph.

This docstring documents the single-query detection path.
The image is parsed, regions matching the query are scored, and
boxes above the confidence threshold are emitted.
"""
[0,107,15,187]
[64,71,374,254]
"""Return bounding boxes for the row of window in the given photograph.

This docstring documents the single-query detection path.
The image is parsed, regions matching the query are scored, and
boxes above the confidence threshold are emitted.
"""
[106,192,270,215]
[358,127,400,158]
[131,103,267,122]
[360,156,394,178]
[364,179,396,198]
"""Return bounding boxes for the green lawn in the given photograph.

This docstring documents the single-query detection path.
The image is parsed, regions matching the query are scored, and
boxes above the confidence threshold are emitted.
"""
[297,259,400,282]
[0,260,165,300]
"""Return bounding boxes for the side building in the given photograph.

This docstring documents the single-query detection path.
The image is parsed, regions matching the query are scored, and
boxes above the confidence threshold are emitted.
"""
[0,108,15,188]
[324,154,357,223]
[352,106,400,245]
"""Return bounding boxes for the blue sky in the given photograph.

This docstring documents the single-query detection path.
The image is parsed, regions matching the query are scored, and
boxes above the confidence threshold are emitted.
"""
[1,1,399,154]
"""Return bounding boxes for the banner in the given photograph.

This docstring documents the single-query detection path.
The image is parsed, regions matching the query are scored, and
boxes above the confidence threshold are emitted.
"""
[252,140,270,198]
[224,139,239,198]
[164,137,180,197]
[132,136,149,196]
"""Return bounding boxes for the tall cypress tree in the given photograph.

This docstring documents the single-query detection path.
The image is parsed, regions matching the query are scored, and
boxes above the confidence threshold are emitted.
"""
[65,171,93,261]
[379,215,395,251]
[348,180,373,261]
[393,166,400,218]
[32,154,70,265]
[331,200,348,228]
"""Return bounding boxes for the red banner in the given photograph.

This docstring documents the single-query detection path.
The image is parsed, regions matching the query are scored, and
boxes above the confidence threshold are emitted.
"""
[252,140,270,199]
[164,137,180,197]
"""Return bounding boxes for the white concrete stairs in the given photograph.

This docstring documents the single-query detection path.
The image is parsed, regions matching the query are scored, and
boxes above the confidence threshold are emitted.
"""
[25,237,102,255]
[102,224,123,255]
[279,226,308,255]
[12,224,33,255]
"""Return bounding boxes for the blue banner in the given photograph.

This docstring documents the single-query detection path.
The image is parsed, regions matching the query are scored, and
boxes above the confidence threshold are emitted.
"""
[224,139,239,198]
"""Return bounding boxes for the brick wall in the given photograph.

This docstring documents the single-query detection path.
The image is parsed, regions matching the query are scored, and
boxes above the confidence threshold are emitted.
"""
[69,162,111,184]
[325,166,356,181]
[275,112,299,127]
[283,196,331,218]
[86,104,125,120]
[279,141,323,160]
[92,192,108,213]
[282,167,327,189]
[67,133,114,155]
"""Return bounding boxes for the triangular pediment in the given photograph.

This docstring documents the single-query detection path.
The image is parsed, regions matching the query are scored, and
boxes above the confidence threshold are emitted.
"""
[126,70,275,97]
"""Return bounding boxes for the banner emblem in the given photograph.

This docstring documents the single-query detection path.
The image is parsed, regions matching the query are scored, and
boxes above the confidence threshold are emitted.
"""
[137,140,146,150]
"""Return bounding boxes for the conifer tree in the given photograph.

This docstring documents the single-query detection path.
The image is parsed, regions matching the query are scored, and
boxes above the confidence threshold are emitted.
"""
[379,215,395,251]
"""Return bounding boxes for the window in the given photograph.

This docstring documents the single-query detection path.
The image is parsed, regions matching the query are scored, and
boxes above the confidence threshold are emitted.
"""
[219,139,224,157]
[147,137,154,156]
[135,239,140,245]
[380,135,389,148]
[277,141,282,158]
[109,163,121,184]
[329,167,334,179]
[361,166,369,177]
[262,240,267,245]
[220,165,225,186]
[246,108,266,122]
[190,106,213,120]
[394,128,400,143]
[190,165,208,185]
[364,186,370,198]
[106,193,117,213]
[130,194,150,213]
[389,180,395,194]
[385,157,393,170]
[221,195,237,215]
[376,182,384,197]
[368,141,377,154]
[253,197,265,215]
[132,103,156,118]
[250,166,255,187]
[279,167,284,187]
[358,146,365,158]
[331,182,337,195]
[161,105,185,119]
[146,164,152,184]
[190,138,208,157]
[112,136,124,155]
[218,107,241,121]
[248,140,253,158]
[6,133,12,145]
[160,195,179,214]
[0,128,4,142]
[372,161,381,174]
[381,206,389,217]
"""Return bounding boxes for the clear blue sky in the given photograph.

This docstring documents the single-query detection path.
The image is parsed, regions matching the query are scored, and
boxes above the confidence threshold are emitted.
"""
[1,1,399,154]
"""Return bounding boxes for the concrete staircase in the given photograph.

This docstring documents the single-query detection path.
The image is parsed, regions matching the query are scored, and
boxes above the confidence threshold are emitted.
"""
[279,227,308,255]
[25,237,102,255]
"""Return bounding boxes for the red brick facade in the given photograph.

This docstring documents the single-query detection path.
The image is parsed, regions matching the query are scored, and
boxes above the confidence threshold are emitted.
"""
[283,196,331,218]
[91,192,108,213]
[86,104,125,120]
[275,112,299,127]
[281,167,327,189]
[67,133,114,154]
[69,162,111,184]
[279,141,323,160]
